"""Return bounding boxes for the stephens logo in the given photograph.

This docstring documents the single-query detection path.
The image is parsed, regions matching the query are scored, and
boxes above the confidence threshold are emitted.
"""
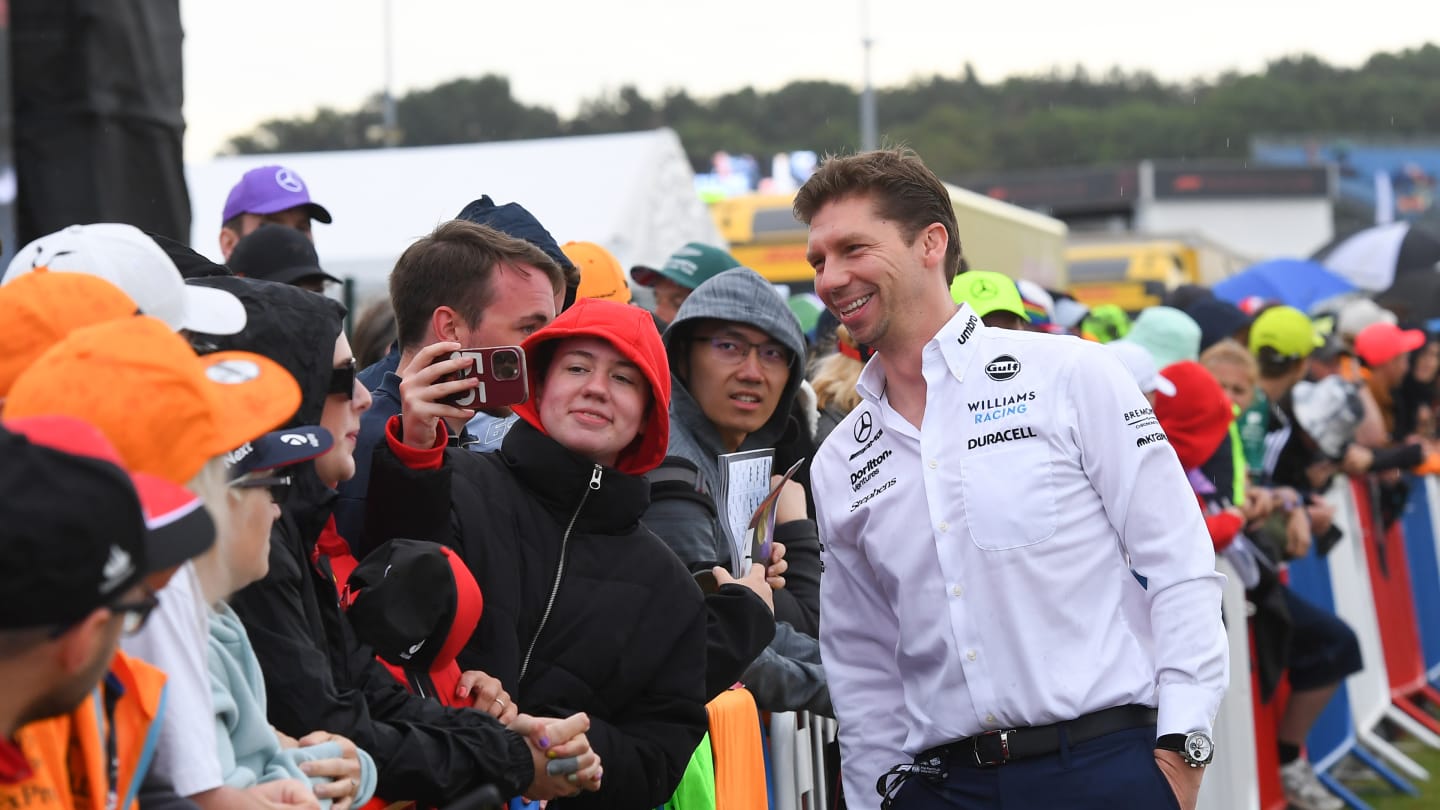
[853,410,874,443]
[1136,432,1168,447]
[849,477,897,513]
[984,355,1021,381]
[956,315,977,346]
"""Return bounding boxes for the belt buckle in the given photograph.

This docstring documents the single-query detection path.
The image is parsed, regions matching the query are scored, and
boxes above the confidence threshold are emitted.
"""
[973,729,1014,767]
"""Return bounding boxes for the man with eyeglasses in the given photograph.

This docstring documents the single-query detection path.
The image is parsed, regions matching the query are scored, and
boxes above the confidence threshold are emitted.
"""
[645,267,831,713]
[0,415,221,810]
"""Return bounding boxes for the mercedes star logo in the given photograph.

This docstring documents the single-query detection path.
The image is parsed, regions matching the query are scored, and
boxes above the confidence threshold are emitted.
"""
[854,410,874,443]
[971,278,998,300]
[274,168,305,193]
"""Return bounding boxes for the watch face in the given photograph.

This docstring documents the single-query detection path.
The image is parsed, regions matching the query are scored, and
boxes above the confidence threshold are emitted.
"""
[1184,732,1215,764]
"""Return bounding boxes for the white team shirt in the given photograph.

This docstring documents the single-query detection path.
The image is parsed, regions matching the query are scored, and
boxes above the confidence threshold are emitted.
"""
[812,305,1228,809]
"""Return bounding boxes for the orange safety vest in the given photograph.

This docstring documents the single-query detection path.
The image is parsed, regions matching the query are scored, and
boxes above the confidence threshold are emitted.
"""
[0,651,168,810]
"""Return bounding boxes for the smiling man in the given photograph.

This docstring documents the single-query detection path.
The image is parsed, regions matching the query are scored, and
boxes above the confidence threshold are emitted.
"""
[796,149,1227,810]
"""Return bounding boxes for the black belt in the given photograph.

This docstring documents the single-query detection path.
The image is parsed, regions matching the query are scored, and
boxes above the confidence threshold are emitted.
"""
[878,704,1158,808]
[930,704,1158,768]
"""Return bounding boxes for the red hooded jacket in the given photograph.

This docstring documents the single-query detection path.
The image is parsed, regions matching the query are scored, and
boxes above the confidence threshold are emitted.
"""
[1153,360,1243,551]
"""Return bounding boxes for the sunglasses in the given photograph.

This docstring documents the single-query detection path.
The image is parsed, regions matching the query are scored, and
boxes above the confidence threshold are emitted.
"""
[328,357,358,399]
[230,474,294,505]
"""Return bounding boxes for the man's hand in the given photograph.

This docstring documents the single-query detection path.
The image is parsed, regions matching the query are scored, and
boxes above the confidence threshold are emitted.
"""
[457,669,518,725]
[512,713,603,799]
[766,541,788,591]
[397,341,479,450]
[1241,486,1277,523]
[1153,749,1202,810]
[1306,497,1336,537]
[296,732,363,810]
[1342,443,1374,477]
[713,564,773,614]
[248,779,322,810]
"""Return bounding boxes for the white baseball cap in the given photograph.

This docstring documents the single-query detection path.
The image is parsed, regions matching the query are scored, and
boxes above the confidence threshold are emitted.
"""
[1108,340,1177,397]
[3,223,246,335]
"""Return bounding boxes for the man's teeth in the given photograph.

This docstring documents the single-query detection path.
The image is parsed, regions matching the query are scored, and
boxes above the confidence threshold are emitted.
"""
[841,295,872,315]
[734,394,760,402]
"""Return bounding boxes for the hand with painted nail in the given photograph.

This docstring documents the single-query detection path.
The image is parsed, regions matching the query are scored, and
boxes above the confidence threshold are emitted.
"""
[456,669,518,725]
[513,712,603,798]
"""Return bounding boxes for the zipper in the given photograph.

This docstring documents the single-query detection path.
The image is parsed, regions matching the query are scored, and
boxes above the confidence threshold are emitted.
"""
[519,464,603,683]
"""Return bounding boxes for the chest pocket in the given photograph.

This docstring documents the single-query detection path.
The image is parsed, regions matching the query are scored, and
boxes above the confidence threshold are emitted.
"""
[959,439,1058,550]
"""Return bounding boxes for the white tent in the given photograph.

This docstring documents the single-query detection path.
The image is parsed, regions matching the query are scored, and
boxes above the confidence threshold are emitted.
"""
[186,128,723,298]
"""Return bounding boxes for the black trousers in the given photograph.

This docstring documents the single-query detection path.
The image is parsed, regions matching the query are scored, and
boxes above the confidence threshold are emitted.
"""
[892,726,1181,810]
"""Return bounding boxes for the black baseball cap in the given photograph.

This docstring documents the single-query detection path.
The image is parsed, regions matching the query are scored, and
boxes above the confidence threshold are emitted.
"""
[223,425,333,480]
[346,539,481,672]
[1,416,216,630]
[227,224,340,288]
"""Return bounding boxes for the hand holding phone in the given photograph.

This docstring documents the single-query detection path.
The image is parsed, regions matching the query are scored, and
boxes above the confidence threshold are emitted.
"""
[435,347,529,410]
[396,342,483,450]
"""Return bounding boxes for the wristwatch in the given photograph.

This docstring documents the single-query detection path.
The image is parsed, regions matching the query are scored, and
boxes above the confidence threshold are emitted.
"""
[1156,731,1214,768]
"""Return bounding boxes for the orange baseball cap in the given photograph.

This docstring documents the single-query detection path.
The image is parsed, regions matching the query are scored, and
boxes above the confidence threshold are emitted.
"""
[5,316,301,485]
[563,241,632,305]
[0,270,139,397]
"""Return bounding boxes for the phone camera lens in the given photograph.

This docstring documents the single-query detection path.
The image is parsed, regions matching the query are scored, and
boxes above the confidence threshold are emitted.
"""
[493,350,520,380]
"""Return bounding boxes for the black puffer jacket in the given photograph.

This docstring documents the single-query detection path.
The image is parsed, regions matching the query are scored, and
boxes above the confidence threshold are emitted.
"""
[368,422,707,809]
[366,300,708,810]
[192,277,535,803]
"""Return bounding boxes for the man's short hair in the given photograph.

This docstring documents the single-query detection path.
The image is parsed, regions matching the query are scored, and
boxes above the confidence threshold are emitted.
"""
[390,220,564,350]
[793,147,963,284]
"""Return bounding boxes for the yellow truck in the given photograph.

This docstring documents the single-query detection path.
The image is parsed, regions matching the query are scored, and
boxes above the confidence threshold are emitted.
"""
[709,186,1069,293]
[1064,236,1250,312]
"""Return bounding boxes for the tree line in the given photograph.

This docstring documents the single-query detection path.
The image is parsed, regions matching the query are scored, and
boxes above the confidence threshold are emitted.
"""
[222,44,1440,179]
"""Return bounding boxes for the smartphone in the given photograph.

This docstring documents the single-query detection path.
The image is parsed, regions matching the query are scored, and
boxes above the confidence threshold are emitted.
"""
[436,346,529,409]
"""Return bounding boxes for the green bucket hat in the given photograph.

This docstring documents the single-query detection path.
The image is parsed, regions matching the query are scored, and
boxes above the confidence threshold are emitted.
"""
[630,242,742,291]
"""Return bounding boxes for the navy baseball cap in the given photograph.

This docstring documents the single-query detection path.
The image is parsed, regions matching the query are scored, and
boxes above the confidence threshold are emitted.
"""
[222,165,333,224]
[227,225,340,287]
[222,425,334,481]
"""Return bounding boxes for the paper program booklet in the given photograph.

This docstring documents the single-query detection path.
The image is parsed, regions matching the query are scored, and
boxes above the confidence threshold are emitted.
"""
[714,450,805,575]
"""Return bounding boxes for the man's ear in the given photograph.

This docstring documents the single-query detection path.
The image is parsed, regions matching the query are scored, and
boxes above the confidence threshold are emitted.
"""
[218,227,241,261]
[919,222,949,271]
[432,306,461,343]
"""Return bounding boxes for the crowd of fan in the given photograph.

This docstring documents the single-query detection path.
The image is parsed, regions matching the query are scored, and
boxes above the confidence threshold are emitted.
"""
[2,161,1436,810]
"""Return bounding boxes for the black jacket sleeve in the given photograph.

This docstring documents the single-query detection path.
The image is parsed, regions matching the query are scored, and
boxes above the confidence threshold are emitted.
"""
[703,584,776,699]
[1369,442,1425,472]
[771,518,821,637]
[230,520,534,805]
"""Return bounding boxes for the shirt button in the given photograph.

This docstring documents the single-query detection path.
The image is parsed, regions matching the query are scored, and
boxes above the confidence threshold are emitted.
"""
[938,521,949,532]
[950,585,963,598]
[928,459,938,469]
[986,713,996,724]
[966,649,977,661]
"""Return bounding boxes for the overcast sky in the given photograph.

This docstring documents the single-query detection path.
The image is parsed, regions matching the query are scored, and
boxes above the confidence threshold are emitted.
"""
[181,0,1433,160]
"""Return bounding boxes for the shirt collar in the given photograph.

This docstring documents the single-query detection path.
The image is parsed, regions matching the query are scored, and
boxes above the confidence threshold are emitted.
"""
[855,305,980,403]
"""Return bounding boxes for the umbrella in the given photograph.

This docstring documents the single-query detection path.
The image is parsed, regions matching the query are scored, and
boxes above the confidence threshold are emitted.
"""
[1212,258,1356,313]
[1373,269,1440,324]
[1311,222,1440,291]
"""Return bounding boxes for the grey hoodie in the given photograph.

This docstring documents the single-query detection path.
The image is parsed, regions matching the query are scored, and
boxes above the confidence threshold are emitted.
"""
[647,268,831,716]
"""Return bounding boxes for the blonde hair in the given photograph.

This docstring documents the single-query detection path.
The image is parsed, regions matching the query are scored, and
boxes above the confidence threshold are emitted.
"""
[1200,338,1258,383]
[186,456,242,605]
[811,350,863,415]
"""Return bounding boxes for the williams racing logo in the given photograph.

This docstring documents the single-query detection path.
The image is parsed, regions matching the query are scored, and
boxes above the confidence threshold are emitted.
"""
[984,355,1021,381]
[849,449,893,491]
[968,391,1036,424]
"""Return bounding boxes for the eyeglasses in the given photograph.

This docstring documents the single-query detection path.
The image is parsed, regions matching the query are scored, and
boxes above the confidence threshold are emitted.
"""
[230,474,293,505]
[693,335,793,369]
[328,357,357,399]
[110,591,161,635]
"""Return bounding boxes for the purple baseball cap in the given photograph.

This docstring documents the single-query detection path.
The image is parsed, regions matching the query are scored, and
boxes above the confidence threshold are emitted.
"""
[222,165,333,224]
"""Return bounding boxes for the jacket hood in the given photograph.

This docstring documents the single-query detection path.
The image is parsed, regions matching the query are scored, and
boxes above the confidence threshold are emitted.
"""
[188,276,345,428]
[1153,360,1233,469]
[662,268,807,452]
[512,298,670,475]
